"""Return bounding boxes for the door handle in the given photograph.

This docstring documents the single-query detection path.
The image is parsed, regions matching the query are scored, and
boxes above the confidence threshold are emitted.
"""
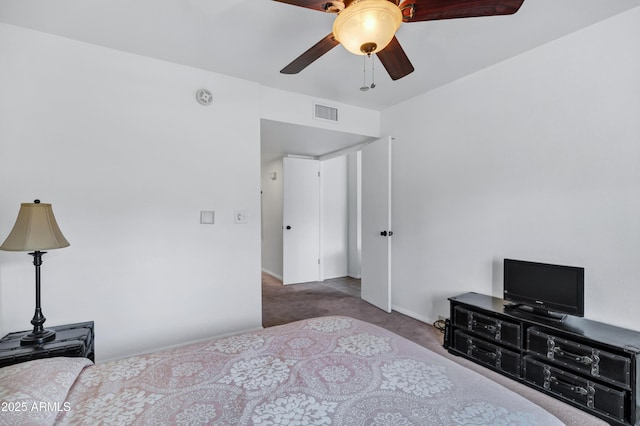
[380,230,393,237]
[286,225,292,230]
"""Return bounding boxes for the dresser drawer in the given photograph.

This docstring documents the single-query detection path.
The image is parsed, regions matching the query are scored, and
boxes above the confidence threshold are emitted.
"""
[524,356,627,422]
[527,328,631,388]
[453,330,521,377]
[453,306,521,348]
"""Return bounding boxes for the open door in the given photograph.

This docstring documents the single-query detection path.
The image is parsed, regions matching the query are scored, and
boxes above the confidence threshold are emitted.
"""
[360,137,393,312]
[282,157,320,285]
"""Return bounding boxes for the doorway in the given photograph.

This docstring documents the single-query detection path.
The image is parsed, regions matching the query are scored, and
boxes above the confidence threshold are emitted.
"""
[261,153,357,283]
[260,122,392,313]
[260,120,372,283]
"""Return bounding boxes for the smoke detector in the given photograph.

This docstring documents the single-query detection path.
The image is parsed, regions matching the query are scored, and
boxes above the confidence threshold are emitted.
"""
[195,89,213,106]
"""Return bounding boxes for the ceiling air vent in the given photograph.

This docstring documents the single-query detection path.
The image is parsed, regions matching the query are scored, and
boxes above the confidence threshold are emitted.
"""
[313,103,338,122]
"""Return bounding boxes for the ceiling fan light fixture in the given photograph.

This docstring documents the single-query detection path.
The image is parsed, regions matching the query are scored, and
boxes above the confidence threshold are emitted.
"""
[332,0,402,55]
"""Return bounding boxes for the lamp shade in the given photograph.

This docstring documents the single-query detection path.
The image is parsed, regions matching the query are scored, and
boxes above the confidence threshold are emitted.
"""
[332,0,402,55]
[0,201,69,251]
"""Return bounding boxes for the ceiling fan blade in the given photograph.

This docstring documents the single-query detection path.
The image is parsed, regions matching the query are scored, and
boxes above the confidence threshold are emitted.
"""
[272,0,334,12]
[280,33,340,74]
[376,37,415,81]
[400,0,524,22]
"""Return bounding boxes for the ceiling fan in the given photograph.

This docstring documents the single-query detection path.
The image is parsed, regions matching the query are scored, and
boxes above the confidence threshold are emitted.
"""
[275,0,525,81]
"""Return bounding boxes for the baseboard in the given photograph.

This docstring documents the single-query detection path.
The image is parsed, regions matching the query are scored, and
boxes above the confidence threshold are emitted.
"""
[261,268,282,281]
[392,304,435,326]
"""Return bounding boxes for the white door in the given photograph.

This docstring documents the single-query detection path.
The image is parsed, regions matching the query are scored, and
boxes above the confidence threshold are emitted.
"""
[282,157,320,285]
[361,137,393,312]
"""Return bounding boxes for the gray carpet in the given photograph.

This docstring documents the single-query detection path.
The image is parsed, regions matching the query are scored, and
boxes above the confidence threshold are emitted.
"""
[262,272,607,426]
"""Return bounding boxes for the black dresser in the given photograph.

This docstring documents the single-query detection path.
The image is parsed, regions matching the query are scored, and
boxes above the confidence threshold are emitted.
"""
[0,321,94,368]
[448,292,640,426]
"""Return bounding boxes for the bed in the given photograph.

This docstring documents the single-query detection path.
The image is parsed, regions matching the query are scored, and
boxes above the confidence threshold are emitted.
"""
[1,316,563,425]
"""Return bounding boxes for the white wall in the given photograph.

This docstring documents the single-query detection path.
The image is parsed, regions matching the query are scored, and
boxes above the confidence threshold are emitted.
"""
[260,87,380,138]
[260,158,284,279]
[382,8,640,330]
[0,23,262,361]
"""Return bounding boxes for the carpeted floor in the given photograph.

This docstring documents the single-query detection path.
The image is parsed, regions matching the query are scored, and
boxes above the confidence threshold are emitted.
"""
[262,272,607,426]
[262,273,434,346]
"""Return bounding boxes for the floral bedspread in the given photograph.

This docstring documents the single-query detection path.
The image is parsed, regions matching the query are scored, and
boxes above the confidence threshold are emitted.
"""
[2,316,564,425]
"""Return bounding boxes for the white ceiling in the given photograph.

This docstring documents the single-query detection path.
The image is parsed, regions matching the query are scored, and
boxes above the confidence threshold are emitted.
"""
[2,0,639,162]
[261,119,374,164]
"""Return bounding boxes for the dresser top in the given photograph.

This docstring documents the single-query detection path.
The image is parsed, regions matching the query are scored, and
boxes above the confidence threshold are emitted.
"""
[450,292,640,353]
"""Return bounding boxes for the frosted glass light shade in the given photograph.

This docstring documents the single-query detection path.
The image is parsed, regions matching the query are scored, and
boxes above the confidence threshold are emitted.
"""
[333,0,402,55]
[0,201,70,251]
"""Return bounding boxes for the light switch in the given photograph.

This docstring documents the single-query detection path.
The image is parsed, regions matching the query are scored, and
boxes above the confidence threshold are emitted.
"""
[234,209,248,224]
[200,210,215,224]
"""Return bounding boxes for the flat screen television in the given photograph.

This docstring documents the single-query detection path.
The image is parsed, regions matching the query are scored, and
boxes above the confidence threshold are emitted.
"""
[503,258,584,321]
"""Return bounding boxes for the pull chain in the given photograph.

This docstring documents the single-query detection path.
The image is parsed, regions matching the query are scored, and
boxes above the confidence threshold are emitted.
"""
[359,54,376,91]
[370,53,376,89]
[360,54,369,91]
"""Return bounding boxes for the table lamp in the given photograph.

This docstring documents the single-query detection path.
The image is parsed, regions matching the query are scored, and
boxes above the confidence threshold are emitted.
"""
[0,200,70,345]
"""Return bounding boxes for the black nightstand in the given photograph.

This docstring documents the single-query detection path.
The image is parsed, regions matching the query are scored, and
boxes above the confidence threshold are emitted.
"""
[0,321,94,368]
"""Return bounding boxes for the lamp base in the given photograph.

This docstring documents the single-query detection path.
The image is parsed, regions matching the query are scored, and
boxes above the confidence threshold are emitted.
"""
[20,329,56,346]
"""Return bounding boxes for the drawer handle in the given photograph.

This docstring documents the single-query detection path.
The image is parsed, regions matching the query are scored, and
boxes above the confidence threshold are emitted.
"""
[552,346,593,365]
[546,337,601,377]
[473,321,496,333]
[469,344,497,359]
[550,376,588,396]
[543,366,596,408]
[468,342,502,368]
[469,316,502,341]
